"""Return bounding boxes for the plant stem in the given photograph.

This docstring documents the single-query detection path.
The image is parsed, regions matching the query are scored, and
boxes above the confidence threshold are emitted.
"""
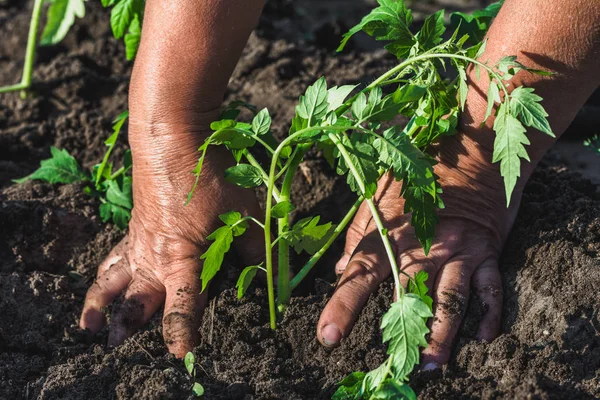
[277,146,308,306]
[243,150,282,202]
[0,0,44,96]
[328,133,403,299]
[290,195,363,290]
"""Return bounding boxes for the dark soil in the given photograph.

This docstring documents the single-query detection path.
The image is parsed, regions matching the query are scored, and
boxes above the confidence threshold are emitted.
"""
[1,1,599,399]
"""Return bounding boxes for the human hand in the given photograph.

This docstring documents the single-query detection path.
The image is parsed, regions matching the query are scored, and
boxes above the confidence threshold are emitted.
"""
[316,131,522,368]
[79,112,264,358]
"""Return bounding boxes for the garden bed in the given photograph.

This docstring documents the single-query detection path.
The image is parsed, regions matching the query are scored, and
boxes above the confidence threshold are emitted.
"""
[1,1,599,399]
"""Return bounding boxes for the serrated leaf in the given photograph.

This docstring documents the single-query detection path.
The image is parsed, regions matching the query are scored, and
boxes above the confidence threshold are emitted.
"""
[335,133,379,198]
[108,203,131,230]
[416,9,445,50]
[351,92,368,121]
[363,360,390,394]
[106,176,133,209]
[200,226,234,292]
[124,14,141,60]
[96,111,128,188]
[14,147,89,184]
[339,0,415,58]
[403,179,440,254]
[40,0,85,46]
[184,352,195,375]
[327,85,358,112]
[371,380,417,400]
[449,1,502,46]
[392,84,427,104]
[492,102,529,206]
[224,164,263,188]
[509,87,554,137]
[252,108,271,135]
[332,372,365,400]
[296,77,328,126]
[484,81,500,122]
[373,126,434,183]
[407,271,433,311]
[236,265,259,299]
[382,294,432,381]
[110,0,143,39]
[457,65,468,111]
[283,216,335,255]
[271,201,295,219]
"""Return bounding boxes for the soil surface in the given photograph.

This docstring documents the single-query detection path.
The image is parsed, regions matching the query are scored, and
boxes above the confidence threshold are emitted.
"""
[1,1,599,399]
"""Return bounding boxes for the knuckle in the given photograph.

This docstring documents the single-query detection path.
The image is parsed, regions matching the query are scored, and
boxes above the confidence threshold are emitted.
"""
[345,256,385,288]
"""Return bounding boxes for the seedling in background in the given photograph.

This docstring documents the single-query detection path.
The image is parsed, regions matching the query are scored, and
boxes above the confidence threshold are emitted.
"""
[184,352,205,398]
[15,111,133,230]
[0,0,143,96]
[189,0,552,397]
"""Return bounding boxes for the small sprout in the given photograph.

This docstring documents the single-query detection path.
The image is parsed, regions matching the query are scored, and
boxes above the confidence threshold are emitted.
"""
[184,352,205,398]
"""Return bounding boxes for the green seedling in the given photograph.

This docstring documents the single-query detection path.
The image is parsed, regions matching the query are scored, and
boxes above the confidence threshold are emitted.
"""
[1,0,144,96]
[184,352,205,398]
[584,134,600,154]
[15,111,133,229]
[188,0,552,397]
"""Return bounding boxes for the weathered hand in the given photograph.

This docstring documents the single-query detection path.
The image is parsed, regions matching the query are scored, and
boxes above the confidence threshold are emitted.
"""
[80,114,264,358]
[317,132,521,368]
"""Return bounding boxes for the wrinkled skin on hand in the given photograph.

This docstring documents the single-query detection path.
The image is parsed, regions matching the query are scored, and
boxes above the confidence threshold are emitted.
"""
[79,113,265,358]
[317,132,522,369]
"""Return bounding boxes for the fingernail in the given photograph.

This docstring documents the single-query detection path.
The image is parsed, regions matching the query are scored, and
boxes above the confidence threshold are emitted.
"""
[422,362,440,371]
[321,324,342,347]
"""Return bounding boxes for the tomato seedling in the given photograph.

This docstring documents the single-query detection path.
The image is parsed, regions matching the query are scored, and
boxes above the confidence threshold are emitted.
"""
[0,0,143,96]
[15,111,133,229]
[189,0,552,397]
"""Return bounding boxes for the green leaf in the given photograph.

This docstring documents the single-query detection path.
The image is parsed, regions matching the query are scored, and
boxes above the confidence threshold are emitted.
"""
[99,202,113,222]
[449,1,502,46]
[124,14,141,60]
[403,180,439,254]
[224,164,263,188]
[416,9,445,50]
[184,352,195,375]
[335,133,379,198]
[101,0,116,7]
[339,0,415,58]
[492,102,529,206]
[382,294,432,381]
[110,0,143,39]
[14,147,89,184]
[296,77,329,126]
[236,265,259,299]
[210,124,256,150]
[351,92,368,121]
[218,210,247,236]
[186,141,211,205]
[96,111,128,188]
[192,382,204,397]
[252,108,271,135]
[200,226,234,292]
[509,87,554,137]
[484,81,500,122]
[106,203,131,230]
[106,176,133,209]
[457,65,468,111]
[332,372,365,400]
[271,200,295,219]
[363,360,390,394]
[392,84,427,104]
[327,85,358,112]
[371,380,417,400]
[373,126,434,183]
[407,271,433,311]
[283,216,335,255]
[40,0,85,46]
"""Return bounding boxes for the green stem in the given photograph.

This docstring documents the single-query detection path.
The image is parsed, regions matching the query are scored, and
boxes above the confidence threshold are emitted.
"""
[277,146,307,307]
[328,133,403,299]
[0,0,44,96]
[290,195,363,290]
[243,150,282,202]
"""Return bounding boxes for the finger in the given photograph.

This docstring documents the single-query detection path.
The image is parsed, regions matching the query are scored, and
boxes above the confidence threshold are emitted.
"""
[421,258,474,369]
[472,259,503,342]
[96,236,130,279]
[80,259,132,332]
[162,263,207,358]
[107,271,166,347]
[318,232,390,348]
[336,201,371,275]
